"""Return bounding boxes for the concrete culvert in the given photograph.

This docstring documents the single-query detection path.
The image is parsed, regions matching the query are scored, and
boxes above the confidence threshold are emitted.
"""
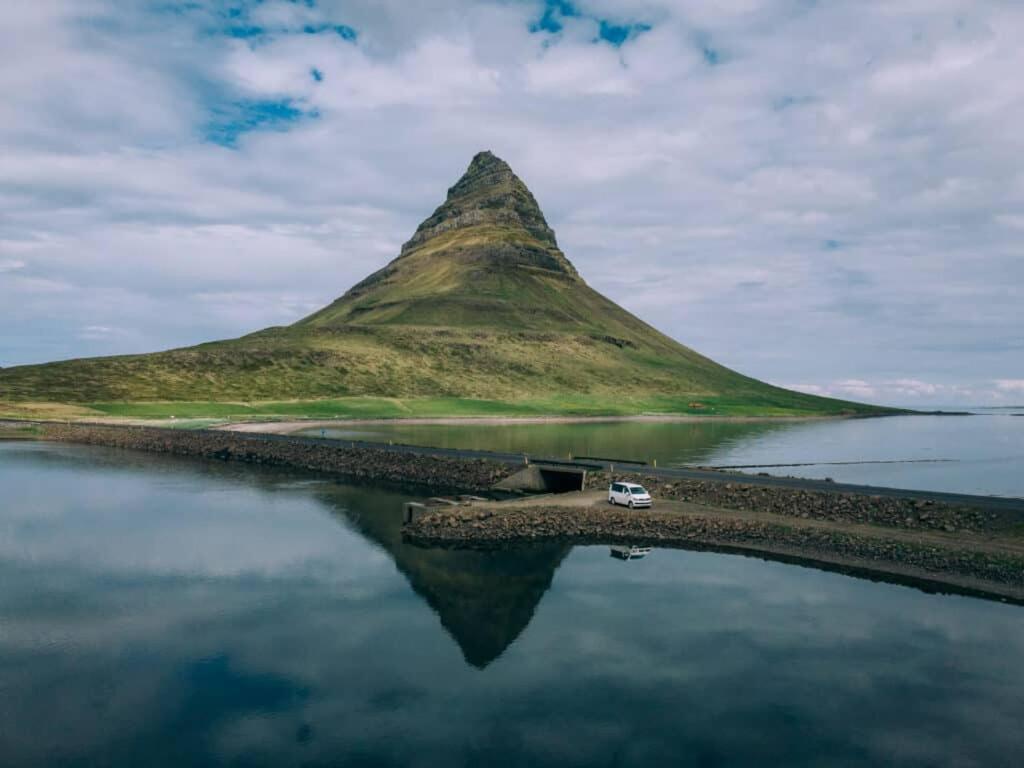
[494,465,586,493]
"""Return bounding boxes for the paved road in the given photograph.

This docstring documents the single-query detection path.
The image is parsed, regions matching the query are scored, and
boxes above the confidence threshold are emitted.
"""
[212,427,1024,514]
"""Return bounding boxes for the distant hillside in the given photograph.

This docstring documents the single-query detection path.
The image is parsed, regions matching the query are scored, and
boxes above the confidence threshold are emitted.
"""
[0,151,892,419]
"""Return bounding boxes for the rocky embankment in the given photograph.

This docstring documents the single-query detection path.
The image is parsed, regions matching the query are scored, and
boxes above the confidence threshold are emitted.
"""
[40,423,513,491]
[0,420,40,439]
[404,503,1024,600]
[585,472,1011,534]
[31,422,1024,598]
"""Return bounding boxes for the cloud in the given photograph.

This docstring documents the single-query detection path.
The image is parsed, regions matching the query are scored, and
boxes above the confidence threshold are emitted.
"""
[0,0,1020,404]
[777,377,1024,407]
[525,38,635,95]
[0,259,26,272]
[995,214,1024,230]
[78,325,119,340]
[832,379,877,400]
[787,383,826,396]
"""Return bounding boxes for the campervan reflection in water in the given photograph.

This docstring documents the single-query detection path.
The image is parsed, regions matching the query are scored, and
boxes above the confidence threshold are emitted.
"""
[609,545,653,561]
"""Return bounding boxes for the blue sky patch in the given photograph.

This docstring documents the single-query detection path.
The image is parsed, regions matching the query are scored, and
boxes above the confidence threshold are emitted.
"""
[530,0,579,34]
[311,67,323,82]
[335,24,357,40]
[692,32,722,66]
[302,23,357,40]
[225,24,265,38]
[530,1,650,47]
[152,2,205,16]
[222,1,264,21]
[207,1,355,42]
[204,99,315,147]
[597,20,651,47]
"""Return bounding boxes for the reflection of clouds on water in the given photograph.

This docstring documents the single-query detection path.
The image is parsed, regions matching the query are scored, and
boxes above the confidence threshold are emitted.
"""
[2,442,1024,766]
[307,415,1024,496]
[508,547,1024,765]
[0,443,397,580]
[703,415,1024,496]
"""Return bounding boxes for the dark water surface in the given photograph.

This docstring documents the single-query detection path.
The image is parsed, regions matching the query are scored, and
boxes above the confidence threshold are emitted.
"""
[2,441,1024,767]
[302,414,1024,497]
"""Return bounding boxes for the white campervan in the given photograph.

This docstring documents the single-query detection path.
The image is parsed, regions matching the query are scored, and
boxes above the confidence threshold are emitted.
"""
[608,482,652,509]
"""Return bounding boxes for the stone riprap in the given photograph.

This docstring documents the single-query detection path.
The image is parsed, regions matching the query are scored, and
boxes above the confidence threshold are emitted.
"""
[403,504,1024,598]
[585,471,1012,535]
[40,423,514,491]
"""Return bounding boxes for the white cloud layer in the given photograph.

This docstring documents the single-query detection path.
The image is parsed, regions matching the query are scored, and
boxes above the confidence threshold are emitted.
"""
[1,0,1021,405]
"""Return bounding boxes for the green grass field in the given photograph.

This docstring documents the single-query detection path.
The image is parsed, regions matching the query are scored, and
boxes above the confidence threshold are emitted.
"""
[73,393,888,422]
[0,322,894,420]
[2,389,895,424]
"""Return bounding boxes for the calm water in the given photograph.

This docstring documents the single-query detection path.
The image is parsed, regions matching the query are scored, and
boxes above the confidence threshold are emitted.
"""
[302,413,1024,497]
[2,441,1024,767]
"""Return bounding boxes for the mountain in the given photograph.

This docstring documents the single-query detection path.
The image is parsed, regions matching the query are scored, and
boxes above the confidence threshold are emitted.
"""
[300,150,584,331]
[0,151,888,418]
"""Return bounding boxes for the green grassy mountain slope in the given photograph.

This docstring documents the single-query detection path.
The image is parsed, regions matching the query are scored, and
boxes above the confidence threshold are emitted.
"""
[0,151,890,418]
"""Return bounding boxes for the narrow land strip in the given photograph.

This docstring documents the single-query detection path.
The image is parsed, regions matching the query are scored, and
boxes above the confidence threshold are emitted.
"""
[23,421,1024,602]
[35,422,513,492]
[28,419,1024,510]
[216,414,842,431]
[403,491,1024,603]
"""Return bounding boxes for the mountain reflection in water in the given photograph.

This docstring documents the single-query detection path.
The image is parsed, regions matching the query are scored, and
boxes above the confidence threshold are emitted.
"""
[3,441,1024,768]
[317,482,570,668]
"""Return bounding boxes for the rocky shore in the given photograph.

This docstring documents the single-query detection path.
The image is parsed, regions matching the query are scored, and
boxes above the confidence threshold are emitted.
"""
[0,420,40,439]
[29,421,1024,600]
[584,471,1014,534]
[404,500,1024,602]
[39,423,514,491]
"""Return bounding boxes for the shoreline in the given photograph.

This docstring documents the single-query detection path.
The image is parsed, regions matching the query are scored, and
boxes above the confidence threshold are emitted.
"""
[216,413,859,433]
[36,423,515,492]
[403,491,1024,603]
[28,421,1024,603]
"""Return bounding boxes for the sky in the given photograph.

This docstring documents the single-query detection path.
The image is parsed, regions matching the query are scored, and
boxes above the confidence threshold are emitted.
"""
[1,0,1022,407]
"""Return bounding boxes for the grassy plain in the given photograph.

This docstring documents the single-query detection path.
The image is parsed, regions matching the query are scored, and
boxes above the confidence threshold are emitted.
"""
[0,392,893,424]
[0,325,894,421]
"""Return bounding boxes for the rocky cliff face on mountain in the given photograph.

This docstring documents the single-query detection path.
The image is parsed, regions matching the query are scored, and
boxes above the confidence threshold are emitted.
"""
[0,151,887,417]
[299,151,588,330]
[402,150,568,262]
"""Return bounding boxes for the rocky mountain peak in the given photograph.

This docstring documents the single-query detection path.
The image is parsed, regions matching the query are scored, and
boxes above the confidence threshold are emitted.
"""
[400,150,562,258]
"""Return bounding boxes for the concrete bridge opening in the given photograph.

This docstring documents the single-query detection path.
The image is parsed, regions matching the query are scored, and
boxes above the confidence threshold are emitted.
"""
[493,464,587,494]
